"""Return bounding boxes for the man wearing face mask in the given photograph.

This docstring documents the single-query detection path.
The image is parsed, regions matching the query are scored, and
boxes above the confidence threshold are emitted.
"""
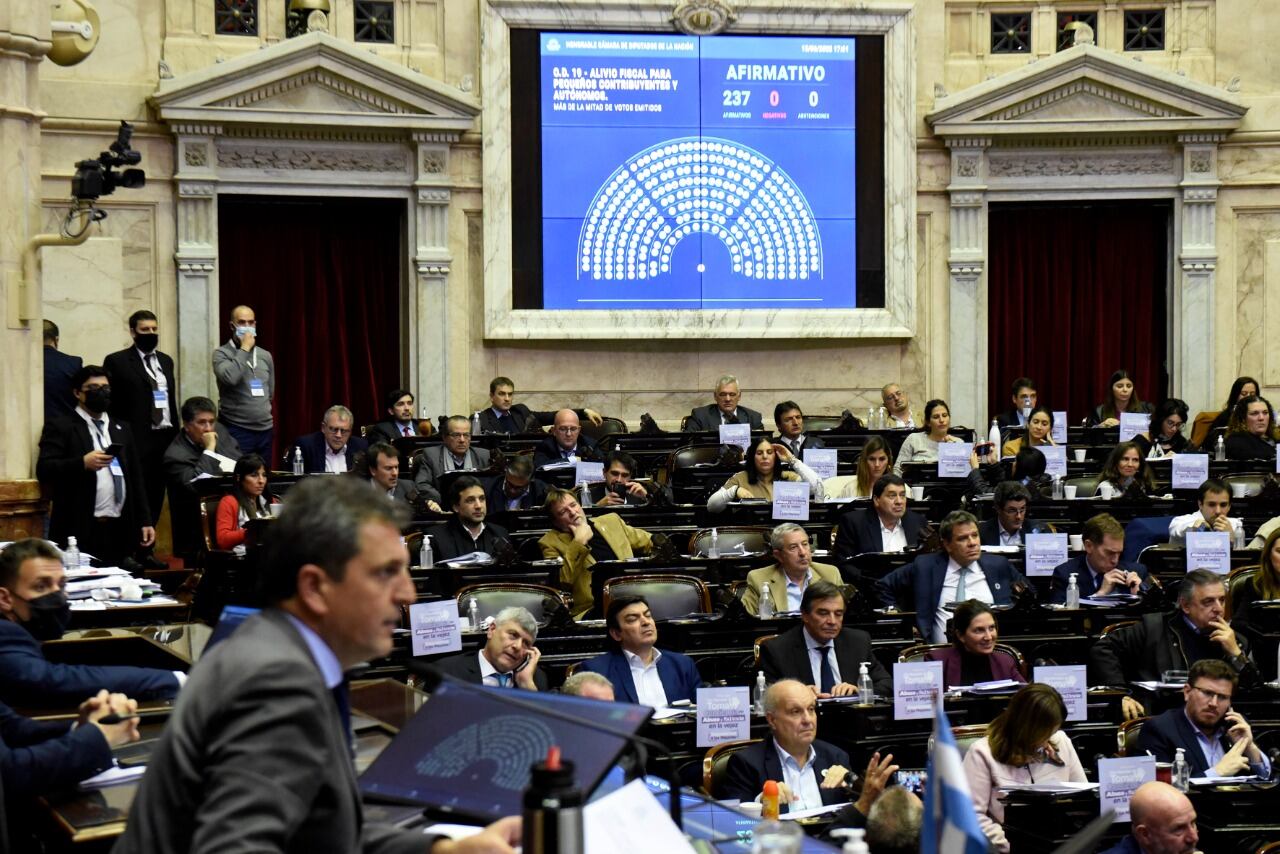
[212,304,275,459]
[104,310,177,569]
[0,539,182,705]
[37,366,155,567]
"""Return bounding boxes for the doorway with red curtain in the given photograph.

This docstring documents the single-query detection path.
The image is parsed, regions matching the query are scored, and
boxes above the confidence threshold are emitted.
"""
[986,201,1170,425]
[217,195,405,466]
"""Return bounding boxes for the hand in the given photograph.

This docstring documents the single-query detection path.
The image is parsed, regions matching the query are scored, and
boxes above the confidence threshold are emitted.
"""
[1224,711,1260,762]
[426,500,443,514]
[432,816,521,854]
[1041,741,1061,764]
[770,782,797,804]
[84,450,113,471]
[1098,569,1129,596]
[771,443,794,463]
[853,752,897,816]
[140,526,156,547]
[1213,736,1253,777]
[819,764,849,789]
[1207,619,1242,657]
[238,329,256,351]
[514,647,541,691]
[829,682,858,698]
[969,449,981,470]
[1124,571,1144,594]
[597,491,623,506]
[625,481,648,499]
[1209,515,1233,533]
[201,430,218,451]
[1122,696,1146,721]
[1099,418,1120,428]
[583,408,604,427]
[81,690,140,748]
[571,519,594,545]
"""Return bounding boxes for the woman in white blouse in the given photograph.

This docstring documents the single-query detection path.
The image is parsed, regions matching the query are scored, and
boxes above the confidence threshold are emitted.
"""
[962,683,1088,853]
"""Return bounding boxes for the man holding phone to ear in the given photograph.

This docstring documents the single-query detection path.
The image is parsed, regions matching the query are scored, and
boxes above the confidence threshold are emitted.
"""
[37,365,154,567]
[434,606,548,691]
[1137,658,1272,779]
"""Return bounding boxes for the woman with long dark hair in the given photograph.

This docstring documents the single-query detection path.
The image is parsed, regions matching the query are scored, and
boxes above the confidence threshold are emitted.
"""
[1088,369,1152,428]
[1224,394,1279,460]
[215,454,275,554]
[1096,441,1156,499]
[925,600,1026,689]
[707,437,822,512]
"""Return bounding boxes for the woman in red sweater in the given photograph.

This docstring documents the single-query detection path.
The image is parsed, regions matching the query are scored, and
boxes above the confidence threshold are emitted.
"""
[215,455,275,554]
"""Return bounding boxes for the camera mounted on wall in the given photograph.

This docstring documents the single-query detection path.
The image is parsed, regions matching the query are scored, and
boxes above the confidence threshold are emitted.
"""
[71,120,146,208]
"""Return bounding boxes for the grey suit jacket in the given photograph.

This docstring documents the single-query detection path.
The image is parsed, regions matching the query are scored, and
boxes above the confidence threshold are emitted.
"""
[114,609,426,854]
[413,445,492,501]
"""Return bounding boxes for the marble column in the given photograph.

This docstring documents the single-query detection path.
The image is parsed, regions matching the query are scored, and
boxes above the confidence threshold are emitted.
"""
[0,10,50,483]
[1175,133,1223,413]
[945,139,990,429]
[172,126,221,400]
[412,133,457,419]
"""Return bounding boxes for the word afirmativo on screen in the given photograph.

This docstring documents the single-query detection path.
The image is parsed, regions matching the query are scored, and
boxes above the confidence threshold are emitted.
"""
[540,33,857,310]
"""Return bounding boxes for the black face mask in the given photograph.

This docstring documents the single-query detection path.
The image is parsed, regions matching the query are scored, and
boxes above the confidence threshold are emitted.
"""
[135,332,159,353]
[19,590,71,641]
[84,387,111,413]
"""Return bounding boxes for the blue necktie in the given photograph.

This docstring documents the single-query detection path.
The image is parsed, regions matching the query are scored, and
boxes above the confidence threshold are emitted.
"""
[818,646,836,693]
[497,672,512,688]
[331,681,353,755]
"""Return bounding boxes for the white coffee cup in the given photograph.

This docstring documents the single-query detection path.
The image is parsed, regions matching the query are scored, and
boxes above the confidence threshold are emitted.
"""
[1073,449,1087,463]
[736,801,763,818]
[269,503,284,518]
[1064,485,1078,499]
[910,485,924,501]
[1069,534,1084,550]
[1231,482,1248,498]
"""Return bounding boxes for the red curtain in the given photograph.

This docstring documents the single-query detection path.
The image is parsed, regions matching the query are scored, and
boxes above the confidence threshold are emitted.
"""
[986,202,1169,423]
[217,196,404,465]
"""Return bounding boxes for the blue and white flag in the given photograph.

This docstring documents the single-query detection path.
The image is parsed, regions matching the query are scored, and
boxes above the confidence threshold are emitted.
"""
[922,699,987,853]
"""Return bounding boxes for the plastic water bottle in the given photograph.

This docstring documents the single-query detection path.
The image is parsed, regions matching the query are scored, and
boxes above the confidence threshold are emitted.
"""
[866,407,875,429]
[759,582,775,618]
[62,536,81,570]
[472,410,482,435]
[1215,434,1226,462]
[1065,573,1080,610]
[579,481,592,508]
[420,535,433,569]
[468,598,480,630]
[829,828,871,854]
[292,446,304,476]
[1021,395,1032,422]
[1172,747,1190,792]
[988,418,1001,455]
[857,662,875,703]
[754,671,767,715]
[1052,475,1064,500]
[1234,525,1246,550]
[877,406,887,429]
[708,528,720,559]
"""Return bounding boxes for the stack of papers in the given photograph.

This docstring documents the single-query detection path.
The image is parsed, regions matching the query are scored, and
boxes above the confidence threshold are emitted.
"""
[66,574,163,600]
[439,552,493,566]
[967,679,1023,695]
[999,781,1097,794]
[79,762,146,790]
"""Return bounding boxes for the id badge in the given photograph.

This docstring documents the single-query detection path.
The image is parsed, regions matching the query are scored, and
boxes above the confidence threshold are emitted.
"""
[153,389,168,409]
[249,378,265,397]
[108,459,124,476]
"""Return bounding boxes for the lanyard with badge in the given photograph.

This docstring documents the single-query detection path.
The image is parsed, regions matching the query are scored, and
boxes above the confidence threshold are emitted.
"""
[142,354,169,413]
[243,348,266,397]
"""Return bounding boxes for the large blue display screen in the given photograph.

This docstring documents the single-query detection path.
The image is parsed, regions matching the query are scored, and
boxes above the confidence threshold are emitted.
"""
[540,33,857,310]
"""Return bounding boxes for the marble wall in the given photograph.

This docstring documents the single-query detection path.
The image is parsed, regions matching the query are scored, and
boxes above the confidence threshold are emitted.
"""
[5,0,1280,468]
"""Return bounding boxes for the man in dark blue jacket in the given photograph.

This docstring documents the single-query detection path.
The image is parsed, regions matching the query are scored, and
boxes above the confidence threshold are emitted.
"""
[0,539,182,706]
[581,595,701,706]
[288,405,368,474]
[1049,513,1150,604]
[0,689,137,795]
[977,481,1049,546]
[878,510,1028,642]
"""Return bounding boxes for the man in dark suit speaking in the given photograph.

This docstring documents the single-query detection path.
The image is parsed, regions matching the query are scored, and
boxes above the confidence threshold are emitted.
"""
[683,375,765,432]
[721,679,852,813]
[116,476,519,853]
[879,510,1028,642]
[580,595,701,706]
[759,581,892,700]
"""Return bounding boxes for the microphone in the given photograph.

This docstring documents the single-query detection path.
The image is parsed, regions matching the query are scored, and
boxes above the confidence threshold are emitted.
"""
[408,660,685,832]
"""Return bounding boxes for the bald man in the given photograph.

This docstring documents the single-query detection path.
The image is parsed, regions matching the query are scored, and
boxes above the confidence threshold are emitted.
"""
[1099,781,1199,854]
[532,409,599,469]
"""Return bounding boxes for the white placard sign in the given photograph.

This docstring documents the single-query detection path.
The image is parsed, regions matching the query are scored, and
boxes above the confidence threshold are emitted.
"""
[1118,413,1150,442]
[1171,454,1210,490]
[696,686,751,747]
[1034,665,1088,721]
[1025,533,1069,577]
[1051,412,1068,445]
[1185,530,1231,574]
[892,661,944,720]
[409,599,462,657]
[771,480,810,521]
[719,423,751,451]
[936,442,974,478]
[574,461,605,484]
[1098,757,1155,822]
[803,448,839,481]
[1040,445,1067,479]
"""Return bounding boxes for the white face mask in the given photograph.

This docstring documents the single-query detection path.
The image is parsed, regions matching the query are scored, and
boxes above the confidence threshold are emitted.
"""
[234,325,256,340]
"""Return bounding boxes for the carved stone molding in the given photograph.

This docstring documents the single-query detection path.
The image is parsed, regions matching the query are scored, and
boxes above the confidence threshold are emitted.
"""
[177,261,216,273]
[988,153,1176,178]
[949,263,983,278]
[417,188,451,204]
[1188,151,1212,173]
[215,145,409,172]
[184,144,208,167]
[416,262,451,276]
[1183,187,1218,203]
[1181,260,1217,272]
[178,182,217,197]
[987,80,1180,122]
[211,68,413,114]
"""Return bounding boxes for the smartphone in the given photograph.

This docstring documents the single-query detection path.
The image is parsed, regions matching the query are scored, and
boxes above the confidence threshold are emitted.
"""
[513,652,533,674]
[894,769,927,796]
[104,443,124,457]
[974,441,995,457]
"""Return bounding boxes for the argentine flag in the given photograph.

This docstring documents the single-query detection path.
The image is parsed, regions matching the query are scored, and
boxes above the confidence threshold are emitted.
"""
[922,699,988,853]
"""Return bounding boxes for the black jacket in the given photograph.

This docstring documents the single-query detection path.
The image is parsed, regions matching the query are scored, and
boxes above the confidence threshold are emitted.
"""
[977,516,1050,546]
[433,649,549,691]
[684,404,765,432]
[366,419,417,444]
[289,431,369,474]
[1089,611,1259,688]
[1048,556,1151,604]
[1136,708,1234,777]
[832,508,928,577]
[721,736,850,811]
[103,346,179,455]
[484,475,549,512]
[759,626,893,697]
[43,346,82,424]
[432,518,511,562]
[532,434,599,470]
[477,405,556,435]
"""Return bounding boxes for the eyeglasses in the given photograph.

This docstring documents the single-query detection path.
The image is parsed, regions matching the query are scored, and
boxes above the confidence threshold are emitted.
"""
[323,425,351,436]
[1189,684,1231,704]
[447,431,471,439]
[554,426,580,434]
